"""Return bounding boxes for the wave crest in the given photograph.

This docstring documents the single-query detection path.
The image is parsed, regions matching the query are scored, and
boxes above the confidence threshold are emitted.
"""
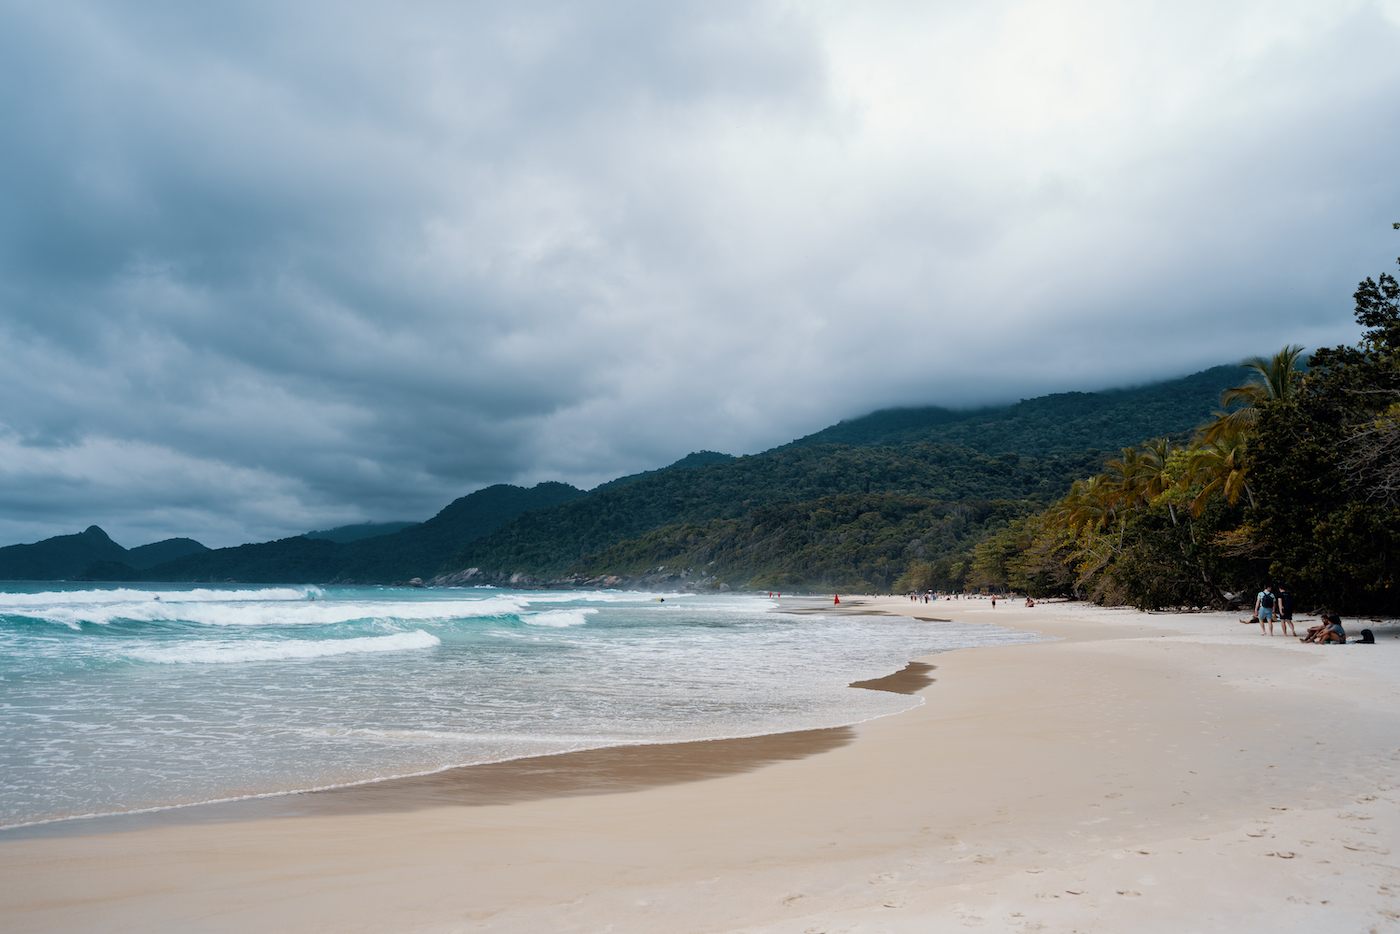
[126,630,440,664]
[523,608,597,627]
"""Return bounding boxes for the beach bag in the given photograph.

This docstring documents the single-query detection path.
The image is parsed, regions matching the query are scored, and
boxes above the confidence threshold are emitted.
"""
[1358,629,1375,644]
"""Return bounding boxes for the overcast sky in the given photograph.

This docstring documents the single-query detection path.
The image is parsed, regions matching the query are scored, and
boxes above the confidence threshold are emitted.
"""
[1,0,1398,548]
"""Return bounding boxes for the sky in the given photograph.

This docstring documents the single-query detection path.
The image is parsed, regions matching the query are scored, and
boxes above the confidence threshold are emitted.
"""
[1,0,1398,549]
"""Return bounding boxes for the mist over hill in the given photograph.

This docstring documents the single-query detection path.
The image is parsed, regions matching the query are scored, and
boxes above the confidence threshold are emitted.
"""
[782,365,1239,452]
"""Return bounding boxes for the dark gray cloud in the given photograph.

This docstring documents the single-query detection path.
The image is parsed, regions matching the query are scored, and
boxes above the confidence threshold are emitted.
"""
[0,0,1397,547]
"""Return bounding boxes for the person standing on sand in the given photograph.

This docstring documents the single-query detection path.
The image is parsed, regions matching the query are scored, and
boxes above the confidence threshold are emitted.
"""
[1256,585,1278,635]
[1276,585,1296,636]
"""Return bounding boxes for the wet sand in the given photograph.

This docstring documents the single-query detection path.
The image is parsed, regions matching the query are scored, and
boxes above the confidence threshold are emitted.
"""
[2,659,933,838]
[2,598,1398,932]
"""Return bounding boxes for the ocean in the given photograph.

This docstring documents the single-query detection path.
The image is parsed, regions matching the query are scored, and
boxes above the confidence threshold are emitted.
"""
[0,584,1043,829]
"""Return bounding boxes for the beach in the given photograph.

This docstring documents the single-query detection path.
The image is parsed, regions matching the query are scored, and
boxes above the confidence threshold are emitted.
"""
[2,598,1398,932]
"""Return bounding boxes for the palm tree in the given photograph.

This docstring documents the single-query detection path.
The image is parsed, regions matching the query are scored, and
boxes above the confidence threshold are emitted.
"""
[1187,432,1253,515]
[1056,475,1117,535]
[1103,447,1149,508]
[1099,442,1173,508]
[1132,438,1177,501]
[1201,345,1306,443]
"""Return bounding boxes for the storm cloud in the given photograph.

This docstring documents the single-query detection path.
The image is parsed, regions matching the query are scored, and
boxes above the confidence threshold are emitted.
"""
[1,0,1398,547]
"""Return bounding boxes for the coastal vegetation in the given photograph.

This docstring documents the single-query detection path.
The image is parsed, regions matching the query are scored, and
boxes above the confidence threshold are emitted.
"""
[565,495,1035,592]
[972,241,1400,615]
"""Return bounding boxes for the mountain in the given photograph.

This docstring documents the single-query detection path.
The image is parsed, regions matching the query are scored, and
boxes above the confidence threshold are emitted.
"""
[592,451,737,491]
[305,521,420,543]
[441,444,1102,581]
[126,538,210,569]
[137,481,585,583]
[437,364,1245,589]
[4,363,1245,587]
[782,365,1240,453]
[0,527,208,581]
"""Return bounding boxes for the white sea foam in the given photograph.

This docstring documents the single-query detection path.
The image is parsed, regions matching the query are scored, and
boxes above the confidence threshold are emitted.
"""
[6,594,533,629]
[293,727,623,744]
[518,591,694,605]
[0,587,318,608]
[126,630,440,664]
[522,608,597,627]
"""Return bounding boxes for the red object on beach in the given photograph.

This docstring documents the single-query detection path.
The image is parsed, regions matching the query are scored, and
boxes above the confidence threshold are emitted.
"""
[834,594,840,604]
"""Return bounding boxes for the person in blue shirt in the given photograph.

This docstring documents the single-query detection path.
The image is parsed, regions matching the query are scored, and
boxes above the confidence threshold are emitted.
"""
[1254,586,1277,635]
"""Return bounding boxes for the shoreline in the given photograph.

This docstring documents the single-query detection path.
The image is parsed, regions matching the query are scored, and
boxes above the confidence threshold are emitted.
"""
[3,599,1398,932]
[0,598,940,839]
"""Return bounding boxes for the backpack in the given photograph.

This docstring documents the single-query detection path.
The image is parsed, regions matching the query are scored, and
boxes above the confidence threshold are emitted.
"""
[1358,628,1375,644]
[1259,592,1275,609]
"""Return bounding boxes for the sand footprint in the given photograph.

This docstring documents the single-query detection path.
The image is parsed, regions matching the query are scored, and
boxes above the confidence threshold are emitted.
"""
[951,903,983,923]
[1342,841,1390,854]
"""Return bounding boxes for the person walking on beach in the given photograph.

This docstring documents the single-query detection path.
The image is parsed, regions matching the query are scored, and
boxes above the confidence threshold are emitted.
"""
[1276,585,1296,636]
[1255,585,1277,635]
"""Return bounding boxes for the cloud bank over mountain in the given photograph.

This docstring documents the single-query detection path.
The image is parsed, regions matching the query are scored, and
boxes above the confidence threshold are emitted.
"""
[1,0,1397,546]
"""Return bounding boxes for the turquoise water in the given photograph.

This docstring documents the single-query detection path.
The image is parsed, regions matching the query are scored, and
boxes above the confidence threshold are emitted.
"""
[0,584,1042,827]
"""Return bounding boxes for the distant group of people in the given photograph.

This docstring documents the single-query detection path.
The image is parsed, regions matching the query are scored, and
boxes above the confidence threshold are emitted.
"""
[1242,584,1376,644]
[898,591,1018,607]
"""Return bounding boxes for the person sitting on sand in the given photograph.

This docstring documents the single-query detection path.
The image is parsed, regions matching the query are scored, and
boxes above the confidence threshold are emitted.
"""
[1301,615,1345,644]
[1319,616,1346,644]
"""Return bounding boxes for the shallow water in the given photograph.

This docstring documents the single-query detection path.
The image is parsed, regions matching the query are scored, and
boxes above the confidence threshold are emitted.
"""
[0,585,1042,827]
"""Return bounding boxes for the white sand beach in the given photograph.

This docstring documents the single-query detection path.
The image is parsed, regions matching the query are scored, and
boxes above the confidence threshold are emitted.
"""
[2,598,1398,933]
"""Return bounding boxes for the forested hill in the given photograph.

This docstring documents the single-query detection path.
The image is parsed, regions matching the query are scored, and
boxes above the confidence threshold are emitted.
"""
[0,527,208,581]
[438,364,1242,589]
[61,481,583,584]
[306,521,420,543]
[564,495,1036,592]
[441,445,1102,580]
[7,361,1241,587]
[781,365,1238,453]
[592,451,737,491]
